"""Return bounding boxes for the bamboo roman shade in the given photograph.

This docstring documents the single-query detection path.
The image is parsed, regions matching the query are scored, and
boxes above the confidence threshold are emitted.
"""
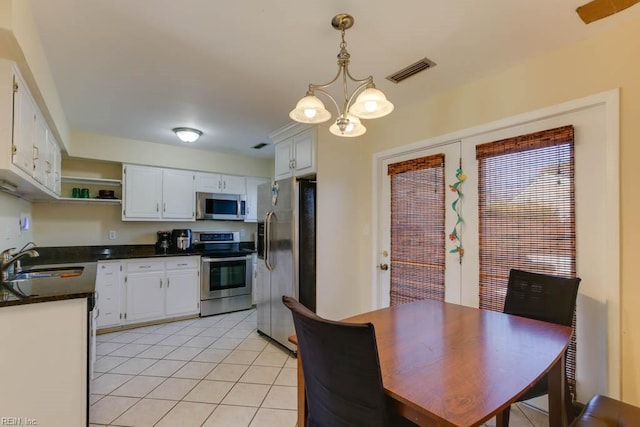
[388,154,445,305]
[476,124,578,395]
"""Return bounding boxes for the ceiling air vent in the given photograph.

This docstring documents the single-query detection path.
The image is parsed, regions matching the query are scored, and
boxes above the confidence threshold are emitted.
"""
[386,57,437,84]
[252,142,268,149]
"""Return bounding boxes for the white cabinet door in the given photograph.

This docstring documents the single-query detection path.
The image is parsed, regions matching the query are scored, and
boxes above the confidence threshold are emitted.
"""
[245,177,270,222]
[220,175,246,194]
[293,129,316,176]
[95,261,122,329]
[274,140,293,180]
[12,73,36,175]
[32,112,48,184]
[47,134,61,194]
[196,172,245,194]
[162,169,195,220]
[122,164,163,220]
[195,172,221,193]
[7,67,62,197]
[274,128,317,179]
[165,268,200,317]
[125,271,165,322]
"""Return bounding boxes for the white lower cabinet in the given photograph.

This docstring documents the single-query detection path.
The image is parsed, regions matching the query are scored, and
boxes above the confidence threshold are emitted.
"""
[165,257,200,316]
[125,260,165,323]
[95,256,200,330]
[95,261,123,329]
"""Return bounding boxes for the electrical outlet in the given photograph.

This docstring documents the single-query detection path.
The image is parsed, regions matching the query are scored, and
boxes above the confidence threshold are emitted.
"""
[108,230,117,240]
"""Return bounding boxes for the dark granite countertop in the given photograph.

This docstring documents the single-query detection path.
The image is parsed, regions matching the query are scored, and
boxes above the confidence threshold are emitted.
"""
[0,243,256,310]
[0,262,97,309]
[19,243,256,265]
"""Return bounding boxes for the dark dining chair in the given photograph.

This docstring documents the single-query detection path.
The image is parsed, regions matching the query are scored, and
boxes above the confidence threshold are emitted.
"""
[282,296,416,427]
[497,268,582,427]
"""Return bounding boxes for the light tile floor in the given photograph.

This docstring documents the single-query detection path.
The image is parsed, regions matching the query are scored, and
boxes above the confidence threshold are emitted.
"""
[89,308,548,427]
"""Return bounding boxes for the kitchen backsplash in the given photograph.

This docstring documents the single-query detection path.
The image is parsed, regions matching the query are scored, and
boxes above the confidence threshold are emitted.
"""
[0,192,34,252]
[31,200,257,246]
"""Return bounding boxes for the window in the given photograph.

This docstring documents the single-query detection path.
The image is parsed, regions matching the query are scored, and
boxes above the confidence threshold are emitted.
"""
[476,125,578,395]
[387,154,446,305]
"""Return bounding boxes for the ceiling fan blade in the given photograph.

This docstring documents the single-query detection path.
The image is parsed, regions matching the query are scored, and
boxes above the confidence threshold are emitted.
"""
[576,0,640,24]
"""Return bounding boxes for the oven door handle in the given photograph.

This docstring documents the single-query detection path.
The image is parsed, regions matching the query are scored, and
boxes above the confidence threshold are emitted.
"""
[202,256,250,263]
[265,211,275,271]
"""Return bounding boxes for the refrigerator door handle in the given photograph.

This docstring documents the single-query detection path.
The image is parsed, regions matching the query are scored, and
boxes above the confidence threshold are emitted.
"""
[265,211,275,271]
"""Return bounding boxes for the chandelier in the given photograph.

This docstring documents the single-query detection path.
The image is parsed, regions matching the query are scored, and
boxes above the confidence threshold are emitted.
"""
[289,14,394,137]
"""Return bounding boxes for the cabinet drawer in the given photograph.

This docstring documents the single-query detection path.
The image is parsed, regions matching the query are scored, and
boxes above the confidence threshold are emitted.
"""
[126,259,164,272]
[165,256,199,270]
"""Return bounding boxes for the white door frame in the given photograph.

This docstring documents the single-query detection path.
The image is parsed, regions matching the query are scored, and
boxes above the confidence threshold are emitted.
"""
[371,89,620,398]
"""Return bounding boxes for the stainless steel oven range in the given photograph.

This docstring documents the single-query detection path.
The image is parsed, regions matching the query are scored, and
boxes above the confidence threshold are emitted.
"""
[195,231,253,316]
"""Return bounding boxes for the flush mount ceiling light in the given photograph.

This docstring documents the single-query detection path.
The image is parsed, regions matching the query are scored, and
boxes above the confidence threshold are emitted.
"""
[173,127,202,143]
[289,14,394,138]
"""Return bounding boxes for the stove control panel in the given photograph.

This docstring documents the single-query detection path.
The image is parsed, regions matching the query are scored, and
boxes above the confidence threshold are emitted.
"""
[193,231,240,243]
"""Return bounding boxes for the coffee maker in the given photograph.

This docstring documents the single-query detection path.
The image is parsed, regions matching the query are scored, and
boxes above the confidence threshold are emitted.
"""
[171,229,192,252]
[156,231,171,253]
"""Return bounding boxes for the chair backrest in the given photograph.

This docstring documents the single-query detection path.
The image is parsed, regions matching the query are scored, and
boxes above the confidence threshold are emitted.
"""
[282,296,390,427]
[503,269,581,326]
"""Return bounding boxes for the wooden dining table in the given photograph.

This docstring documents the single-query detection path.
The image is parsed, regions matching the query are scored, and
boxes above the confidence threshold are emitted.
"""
[289,298,573,427]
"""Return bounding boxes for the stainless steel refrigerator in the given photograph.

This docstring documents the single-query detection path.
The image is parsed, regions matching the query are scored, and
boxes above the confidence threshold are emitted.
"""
[256,177,316,352]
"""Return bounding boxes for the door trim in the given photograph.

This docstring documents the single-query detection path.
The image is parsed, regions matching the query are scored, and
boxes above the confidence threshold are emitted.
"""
[371,88,620,397]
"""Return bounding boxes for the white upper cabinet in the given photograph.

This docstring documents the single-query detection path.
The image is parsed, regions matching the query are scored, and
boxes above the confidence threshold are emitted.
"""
[274,141,293,179]
[162,168,196,220]
[196,173,246,194]
[245,176,270,222]
[122,164,195,221]
[122,164,163,220]
[33,110,61,194]
[46,133,61,194]
[6,64,62,197]
[292,129,315,175]
[32,110,48,185]
[273,127,316,180]
[11,73,36,175]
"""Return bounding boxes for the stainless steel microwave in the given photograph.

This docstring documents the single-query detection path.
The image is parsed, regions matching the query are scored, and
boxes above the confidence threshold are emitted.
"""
[196,192,246,221]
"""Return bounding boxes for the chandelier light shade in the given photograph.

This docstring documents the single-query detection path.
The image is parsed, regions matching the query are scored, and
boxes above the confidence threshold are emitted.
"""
[289,14,394,137]
[349,87,394,119]
[329,114,366,137]
[289,95,331,123]
[173,127,202,143]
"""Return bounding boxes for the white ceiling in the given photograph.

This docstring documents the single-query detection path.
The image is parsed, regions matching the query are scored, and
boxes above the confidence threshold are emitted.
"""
[27,0,640,158]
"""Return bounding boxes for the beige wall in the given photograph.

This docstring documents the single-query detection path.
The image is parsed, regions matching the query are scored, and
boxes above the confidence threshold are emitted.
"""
[69,130,273,178]
[315,15,640,403]
[315,128,373,318]
[32,200,256,246]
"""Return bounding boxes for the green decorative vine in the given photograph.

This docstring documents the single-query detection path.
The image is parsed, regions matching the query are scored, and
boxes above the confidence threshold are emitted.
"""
[449,161,466,262]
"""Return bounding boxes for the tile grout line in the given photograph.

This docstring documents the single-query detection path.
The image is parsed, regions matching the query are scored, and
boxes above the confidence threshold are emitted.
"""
[92,309,299,427]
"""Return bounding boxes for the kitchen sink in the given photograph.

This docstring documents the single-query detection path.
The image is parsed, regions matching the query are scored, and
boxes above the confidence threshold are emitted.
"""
[7,266,85,282]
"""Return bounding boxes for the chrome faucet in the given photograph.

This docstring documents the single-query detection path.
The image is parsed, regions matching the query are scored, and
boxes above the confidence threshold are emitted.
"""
[1,246,39,281]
